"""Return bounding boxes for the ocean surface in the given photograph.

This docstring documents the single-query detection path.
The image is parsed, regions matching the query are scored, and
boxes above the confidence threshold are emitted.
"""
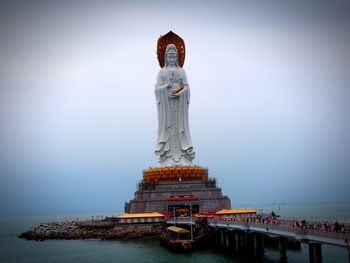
[1,203,349,263]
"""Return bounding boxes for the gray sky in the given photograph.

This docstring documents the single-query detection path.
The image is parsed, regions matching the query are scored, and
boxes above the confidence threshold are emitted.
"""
[1,0,350,216]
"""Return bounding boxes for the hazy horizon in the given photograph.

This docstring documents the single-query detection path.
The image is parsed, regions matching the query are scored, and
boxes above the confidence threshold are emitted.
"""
[1,0,350,216]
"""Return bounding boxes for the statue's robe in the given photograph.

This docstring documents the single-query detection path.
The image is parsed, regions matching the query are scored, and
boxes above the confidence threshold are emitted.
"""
[154,67,195,166]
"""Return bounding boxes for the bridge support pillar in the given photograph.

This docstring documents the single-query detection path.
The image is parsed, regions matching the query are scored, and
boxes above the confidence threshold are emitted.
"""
[308,242,322,263]
[243,232,248,249]
[278,237,287,263]
[253,233,264,256]
[225,230,230,247]
[234,231,240,252]
[215,229,220,245]
[220,229,225,247]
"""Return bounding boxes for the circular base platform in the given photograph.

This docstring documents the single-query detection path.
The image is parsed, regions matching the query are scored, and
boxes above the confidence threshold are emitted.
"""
[143,166,208,182]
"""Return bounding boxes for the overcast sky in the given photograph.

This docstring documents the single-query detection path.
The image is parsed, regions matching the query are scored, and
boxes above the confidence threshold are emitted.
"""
[1,0,350,216]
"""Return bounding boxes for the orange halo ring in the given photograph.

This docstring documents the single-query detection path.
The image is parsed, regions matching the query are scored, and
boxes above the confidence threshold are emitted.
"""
[157,31,185,68]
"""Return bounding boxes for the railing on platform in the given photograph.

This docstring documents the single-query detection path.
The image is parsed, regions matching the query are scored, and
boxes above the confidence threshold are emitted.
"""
[209,220,350,246]
[166,217,195,224]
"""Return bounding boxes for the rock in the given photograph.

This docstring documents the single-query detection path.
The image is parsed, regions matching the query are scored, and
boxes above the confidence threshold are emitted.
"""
[19,220,165,241]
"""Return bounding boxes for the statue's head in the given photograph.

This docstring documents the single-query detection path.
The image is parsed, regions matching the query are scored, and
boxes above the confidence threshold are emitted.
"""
[164,44,178,67]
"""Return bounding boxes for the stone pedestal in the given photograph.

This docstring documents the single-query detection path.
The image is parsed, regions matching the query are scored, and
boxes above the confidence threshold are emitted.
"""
[125,166,231,214]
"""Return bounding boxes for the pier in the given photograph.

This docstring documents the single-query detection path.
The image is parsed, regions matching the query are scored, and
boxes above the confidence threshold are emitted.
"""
[209,218,350,263]
[165,216,350,262]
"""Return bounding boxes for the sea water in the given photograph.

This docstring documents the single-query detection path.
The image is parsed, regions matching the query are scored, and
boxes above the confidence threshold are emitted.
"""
[1,203,349,263]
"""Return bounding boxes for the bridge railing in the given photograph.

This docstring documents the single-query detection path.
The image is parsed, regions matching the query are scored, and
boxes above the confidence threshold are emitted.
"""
[210,220,298,233]
[166,217,195,223]
[210,220,350,242]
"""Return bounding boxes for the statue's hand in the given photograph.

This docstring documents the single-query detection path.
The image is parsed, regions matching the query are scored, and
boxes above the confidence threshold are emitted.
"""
[167,82,173,89]
[170,85,184,96]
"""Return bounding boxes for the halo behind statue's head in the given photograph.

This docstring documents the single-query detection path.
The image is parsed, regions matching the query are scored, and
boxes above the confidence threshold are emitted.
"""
[157,31,185,68]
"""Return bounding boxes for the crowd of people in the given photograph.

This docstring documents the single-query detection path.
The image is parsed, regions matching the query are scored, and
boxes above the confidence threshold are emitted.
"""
[208,214,350,234]
[287,218,349,234]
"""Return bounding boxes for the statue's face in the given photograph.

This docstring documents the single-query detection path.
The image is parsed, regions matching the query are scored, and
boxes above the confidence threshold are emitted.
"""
[166,52,177,66]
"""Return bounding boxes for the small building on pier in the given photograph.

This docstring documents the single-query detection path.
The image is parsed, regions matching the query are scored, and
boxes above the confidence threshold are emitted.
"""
[215,208,257,218]
[117,212,165,224]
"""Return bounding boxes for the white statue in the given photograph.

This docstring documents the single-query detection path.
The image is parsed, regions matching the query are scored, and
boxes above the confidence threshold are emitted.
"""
[155,44,195,166]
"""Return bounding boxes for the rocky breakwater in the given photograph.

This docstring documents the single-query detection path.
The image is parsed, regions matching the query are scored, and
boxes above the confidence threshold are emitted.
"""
[19,221,165,241]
